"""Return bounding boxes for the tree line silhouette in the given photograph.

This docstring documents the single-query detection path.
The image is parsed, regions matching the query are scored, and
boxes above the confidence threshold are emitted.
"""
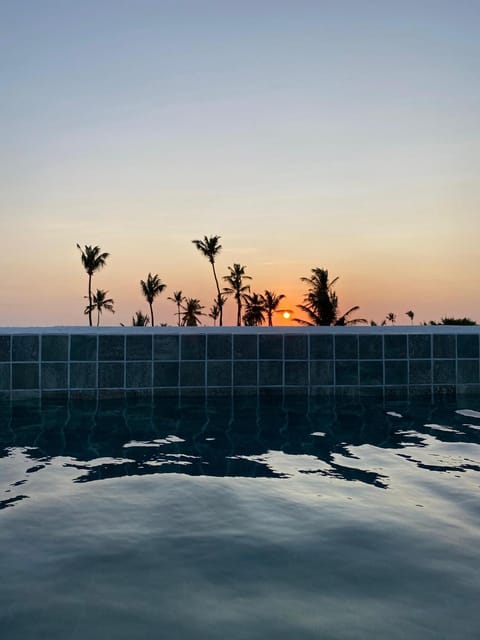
[77,239,477,327]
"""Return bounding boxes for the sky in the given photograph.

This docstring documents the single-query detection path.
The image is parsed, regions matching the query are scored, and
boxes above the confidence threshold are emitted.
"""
[1,0,479,326]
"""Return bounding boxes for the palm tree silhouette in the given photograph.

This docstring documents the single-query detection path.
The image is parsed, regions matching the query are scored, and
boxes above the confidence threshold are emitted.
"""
[168,291,185,326]
[405,310,415,325]
[140,273,166,327]
[76,244,109,326]
[192,235,223,326]
[294,267,365,326]
[181,298,205,326]
[243,292,265,326]
[223,263,252,326]
[261,290,286,326]
[132,311,150,326]
[84,289,115,326]
[386,312,397,325]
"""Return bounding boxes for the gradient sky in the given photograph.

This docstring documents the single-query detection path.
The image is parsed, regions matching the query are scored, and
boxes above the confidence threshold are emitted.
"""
[1,0,479,326]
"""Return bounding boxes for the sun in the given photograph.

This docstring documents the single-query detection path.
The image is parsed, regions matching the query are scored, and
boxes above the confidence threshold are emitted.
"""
[282,311,291,319]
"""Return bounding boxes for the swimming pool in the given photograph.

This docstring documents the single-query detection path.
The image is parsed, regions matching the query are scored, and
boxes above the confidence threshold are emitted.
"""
[1,395,479,639]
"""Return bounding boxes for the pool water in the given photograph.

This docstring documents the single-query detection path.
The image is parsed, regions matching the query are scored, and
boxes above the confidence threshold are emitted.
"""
[1,396,479,639]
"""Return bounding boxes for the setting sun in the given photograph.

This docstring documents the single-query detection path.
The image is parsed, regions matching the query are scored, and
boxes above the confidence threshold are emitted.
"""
[283,311,291,319]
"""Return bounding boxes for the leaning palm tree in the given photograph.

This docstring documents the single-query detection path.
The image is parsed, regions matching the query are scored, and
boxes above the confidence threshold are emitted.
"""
[192,235,223,326]
[405,310,415,325]
[223,263,252,326]
[84,289,115,326]
[181,298,205,326]
[168,291,184,326]
[294,267,366,326]
[77,244,110,326]
[132,310,150,326]
[261,290,286,327]
[140,273,166,326]
[242,292,266,326]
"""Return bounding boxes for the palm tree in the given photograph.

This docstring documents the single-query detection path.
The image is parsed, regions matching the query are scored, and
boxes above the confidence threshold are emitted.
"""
[294,267,366,326]
[192,235,223,326]
[181,298,205,326]
[132,310,150,326]
[405,310,414,325]
[77,244,110,326]
[168,291,184,326]
[243,292,265,326]
[386,312,397,325]
[140,273,166,326]
[84,289,115,326]
[223,263,252,326]
[261,290,286,326]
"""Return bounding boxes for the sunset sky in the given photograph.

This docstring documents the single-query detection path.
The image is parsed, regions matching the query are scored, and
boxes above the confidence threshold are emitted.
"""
[1,0,479,326]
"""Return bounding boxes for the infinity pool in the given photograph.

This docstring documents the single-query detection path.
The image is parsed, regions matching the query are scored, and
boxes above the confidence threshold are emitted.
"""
[1,396,479,639]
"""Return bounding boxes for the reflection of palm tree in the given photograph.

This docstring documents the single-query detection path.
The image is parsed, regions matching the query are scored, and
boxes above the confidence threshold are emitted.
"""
[192,235,223,326]
[294,267,365,326]
[223,263,251,326]
[84,289,115,326]
[140,273,166,327]
[405,310,414,325]
[76,244,109,326]
[181,298,205,326]
[261,290,285,326]
[168,291,184,326]
[386,312,396,325]
[243,293,265,326]
[132,311,150,326]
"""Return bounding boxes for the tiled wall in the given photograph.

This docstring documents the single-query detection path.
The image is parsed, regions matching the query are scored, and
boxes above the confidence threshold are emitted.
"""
[0,328,479,400]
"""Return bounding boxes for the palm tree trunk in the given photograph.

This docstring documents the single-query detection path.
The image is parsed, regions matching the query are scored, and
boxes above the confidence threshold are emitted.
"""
[177,304,181,327]
[88,274,92,326]
[150,302,154,327]
[237,299,241,326]
[97,308,100,326]
[211,263,222,326]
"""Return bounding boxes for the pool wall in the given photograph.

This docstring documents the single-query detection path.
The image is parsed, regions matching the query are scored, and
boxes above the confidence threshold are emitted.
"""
[0,326,479,400]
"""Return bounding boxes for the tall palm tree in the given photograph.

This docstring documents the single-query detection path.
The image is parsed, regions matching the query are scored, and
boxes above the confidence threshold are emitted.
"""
[168,291,184,326]
[132,310,150,326]
[223,263,252,326]
[192,235,223,326]
[84,289,115,326]
[294,267,365,326]
[181,298,205,326]
[140,273,166,327]
[261,290,286,326]
[243,292,265,326]
[77,244,110,326]
[405,310,415,325]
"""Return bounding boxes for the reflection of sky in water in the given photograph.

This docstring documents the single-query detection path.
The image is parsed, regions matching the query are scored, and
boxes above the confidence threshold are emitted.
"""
[0,398,479,639]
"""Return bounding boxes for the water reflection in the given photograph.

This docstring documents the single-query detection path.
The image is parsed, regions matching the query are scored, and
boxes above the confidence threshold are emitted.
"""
[1,396,479,507]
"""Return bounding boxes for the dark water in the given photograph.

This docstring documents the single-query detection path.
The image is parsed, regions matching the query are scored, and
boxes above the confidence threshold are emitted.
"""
[1,396,479,639]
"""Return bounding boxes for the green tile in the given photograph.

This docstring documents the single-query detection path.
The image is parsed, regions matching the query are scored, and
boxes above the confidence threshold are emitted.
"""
[12,335,39,362]
[359,361,383,385]
[433,360,456,384]
[457,335,479,359]
[457,360,479,384]
[154,362,179,387]
[284,335,307,359]
[310,360,334,385]
[259,361,282,386]
[99,335,125,361]
[0,363,10,390]
[12,363,39,389]
[233,335,257,359]
[409,360,432,385]
[259,335,283,359]
[181,335,206,360]
[70,335,97,361]
[0,336,11,361]
[433,335,456,358]
[335,361,359,385]
[126,362,152,388]
[70,362,96,389]
[285,361,308,386]
[207,361,232,386]
[180,361,205,387]
[207,335,232,360]
[42,335,68,362]
[99,363,125,388]
[359,335,382,359]
[335,335,358,359]
[408,335,431,359]
[154,335,179,360]
[384,335,407,359]
[310,335,333,359]
[126,335,152,361]
[233,361,257,386]
[41,363,67,390]
[385,360,408,385]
